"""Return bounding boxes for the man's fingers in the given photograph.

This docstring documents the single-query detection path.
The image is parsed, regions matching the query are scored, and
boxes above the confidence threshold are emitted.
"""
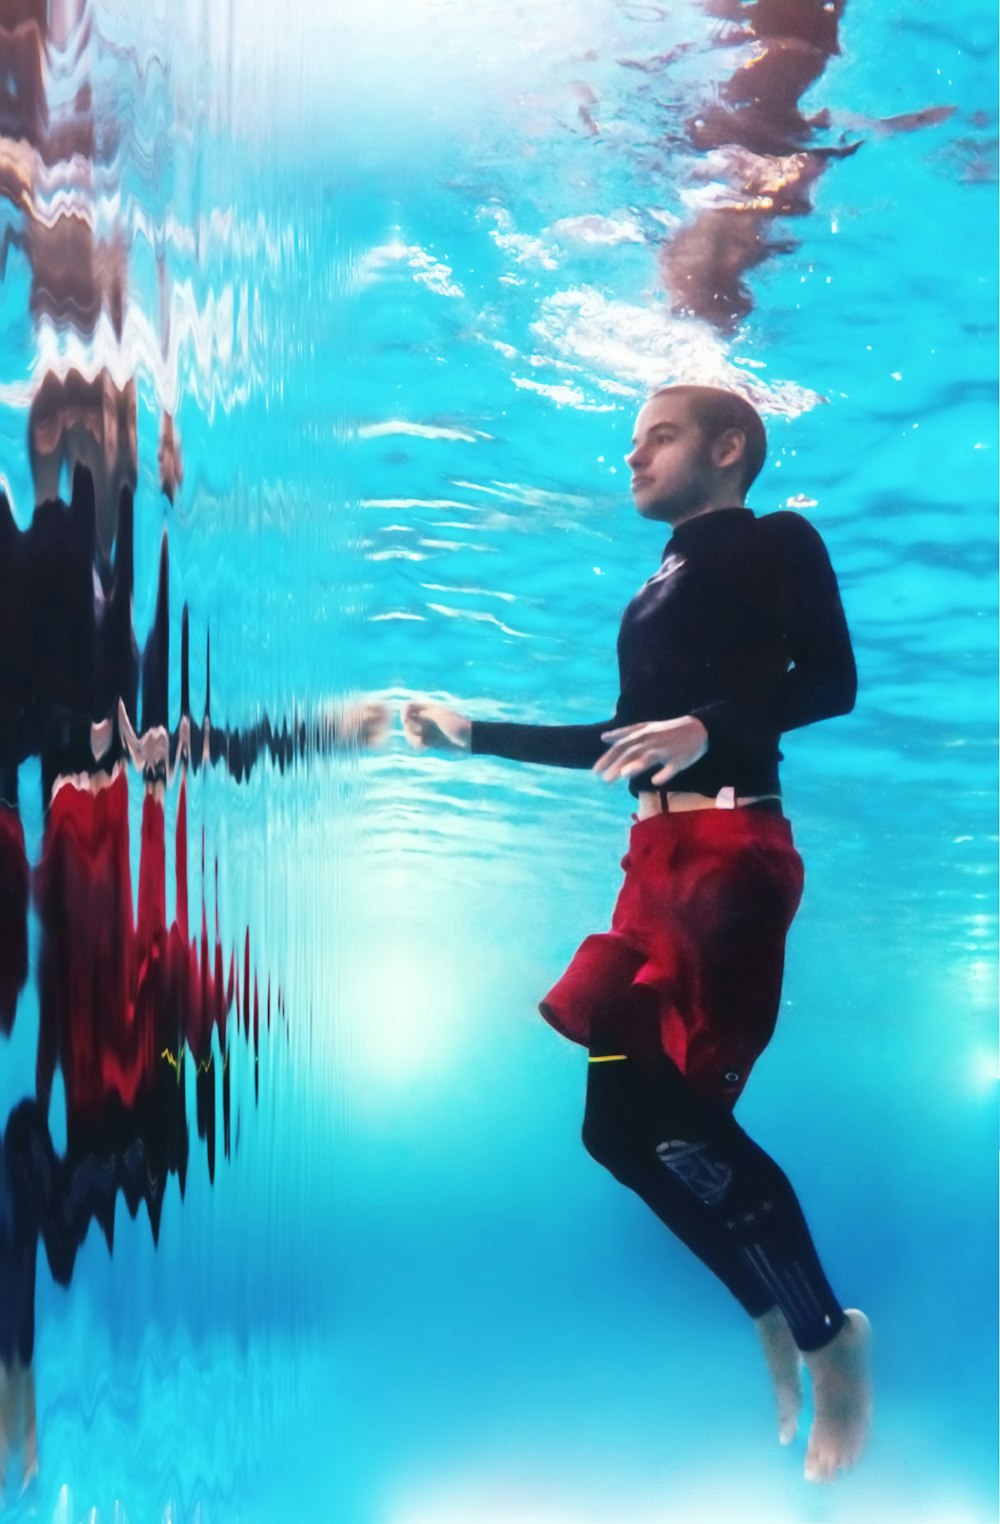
[595,716,707,788]
[599,751,658,783]
[594,737,643,772]
[401,702,425,742]
[600,722,653,748]
[600,736,686,782]
[615,760,656,781]
[595,739,653,775]
[401,702,436,749]
[602,751,650,776]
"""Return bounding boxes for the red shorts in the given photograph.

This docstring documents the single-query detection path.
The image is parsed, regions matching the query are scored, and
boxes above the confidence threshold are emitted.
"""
[540,808,804,1106]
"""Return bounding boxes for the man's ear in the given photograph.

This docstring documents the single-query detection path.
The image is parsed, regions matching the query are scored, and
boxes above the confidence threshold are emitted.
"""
[713,427,746,473]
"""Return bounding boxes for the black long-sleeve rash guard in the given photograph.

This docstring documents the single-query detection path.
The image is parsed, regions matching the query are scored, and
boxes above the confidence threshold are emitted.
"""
[470,506,857,798]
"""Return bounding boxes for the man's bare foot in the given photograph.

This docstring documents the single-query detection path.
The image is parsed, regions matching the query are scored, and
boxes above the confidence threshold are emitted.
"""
[754,1307,802,1445]
[802,1309,873,1483]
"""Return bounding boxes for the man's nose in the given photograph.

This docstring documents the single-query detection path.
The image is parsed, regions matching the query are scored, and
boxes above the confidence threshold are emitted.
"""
[626,446,644,470]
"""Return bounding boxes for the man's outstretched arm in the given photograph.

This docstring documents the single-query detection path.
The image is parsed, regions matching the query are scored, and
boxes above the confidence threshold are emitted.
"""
[402,699,615,768]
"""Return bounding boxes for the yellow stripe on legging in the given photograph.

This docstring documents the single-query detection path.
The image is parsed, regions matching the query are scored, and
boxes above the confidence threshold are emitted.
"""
[588,1053,628,1063]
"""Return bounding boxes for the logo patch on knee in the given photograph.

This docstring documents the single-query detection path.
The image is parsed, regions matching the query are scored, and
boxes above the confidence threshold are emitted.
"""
[656,1139,733,1205]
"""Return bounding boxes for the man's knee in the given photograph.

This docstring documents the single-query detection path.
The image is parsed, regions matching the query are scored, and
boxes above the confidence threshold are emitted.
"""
[581,1106,612,1166]
[581,1088,645,1182]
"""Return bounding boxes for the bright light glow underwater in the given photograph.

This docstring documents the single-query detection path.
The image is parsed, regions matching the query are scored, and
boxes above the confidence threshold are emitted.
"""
[0,1,996,1522]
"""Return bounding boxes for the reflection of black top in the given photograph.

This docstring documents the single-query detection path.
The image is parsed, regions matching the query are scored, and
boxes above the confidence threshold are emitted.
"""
[470,507,856,797]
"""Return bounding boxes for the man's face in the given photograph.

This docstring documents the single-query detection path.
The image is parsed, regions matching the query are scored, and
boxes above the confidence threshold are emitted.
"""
[625,393,716,524]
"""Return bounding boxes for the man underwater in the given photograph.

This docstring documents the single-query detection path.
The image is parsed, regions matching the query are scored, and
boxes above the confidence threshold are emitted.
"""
[403,385,873,1483]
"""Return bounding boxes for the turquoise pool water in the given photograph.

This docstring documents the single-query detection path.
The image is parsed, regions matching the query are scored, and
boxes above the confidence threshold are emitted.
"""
[0,2,996,1520]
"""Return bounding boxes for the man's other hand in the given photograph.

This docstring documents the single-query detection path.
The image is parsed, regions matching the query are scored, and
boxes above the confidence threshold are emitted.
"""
[595,715,708,786]
[331,698,392,749]
[402,699,472,752]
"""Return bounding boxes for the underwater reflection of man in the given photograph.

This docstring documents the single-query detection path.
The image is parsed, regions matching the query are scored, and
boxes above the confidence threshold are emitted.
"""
[28,369,138,566]
[403,385,873,1485]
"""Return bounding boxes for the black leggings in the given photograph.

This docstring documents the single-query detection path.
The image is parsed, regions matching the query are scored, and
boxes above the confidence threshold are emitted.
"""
[582,1049,845,1353]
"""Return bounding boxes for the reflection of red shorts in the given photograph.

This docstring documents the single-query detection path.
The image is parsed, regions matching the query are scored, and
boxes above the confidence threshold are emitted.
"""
[35,772,134,1116]
[540,808,804,1106]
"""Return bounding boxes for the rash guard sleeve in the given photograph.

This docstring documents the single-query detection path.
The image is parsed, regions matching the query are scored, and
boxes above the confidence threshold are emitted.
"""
[470,717,615,769]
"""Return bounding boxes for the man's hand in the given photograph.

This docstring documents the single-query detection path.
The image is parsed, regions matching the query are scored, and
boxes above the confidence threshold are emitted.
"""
[401,699,472,752]
[594,715,708,786]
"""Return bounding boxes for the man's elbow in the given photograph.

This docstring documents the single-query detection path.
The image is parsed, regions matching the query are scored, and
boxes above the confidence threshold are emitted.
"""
[828,666,858,719]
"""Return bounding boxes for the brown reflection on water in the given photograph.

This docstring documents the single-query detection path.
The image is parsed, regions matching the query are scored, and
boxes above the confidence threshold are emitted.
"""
[659,0,953,330]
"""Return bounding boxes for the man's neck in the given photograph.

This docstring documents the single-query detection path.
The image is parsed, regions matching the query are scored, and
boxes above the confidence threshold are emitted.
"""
[669,496,746,529]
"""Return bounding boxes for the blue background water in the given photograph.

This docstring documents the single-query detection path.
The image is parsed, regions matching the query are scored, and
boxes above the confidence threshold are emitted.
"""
[0,1,996,1520]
